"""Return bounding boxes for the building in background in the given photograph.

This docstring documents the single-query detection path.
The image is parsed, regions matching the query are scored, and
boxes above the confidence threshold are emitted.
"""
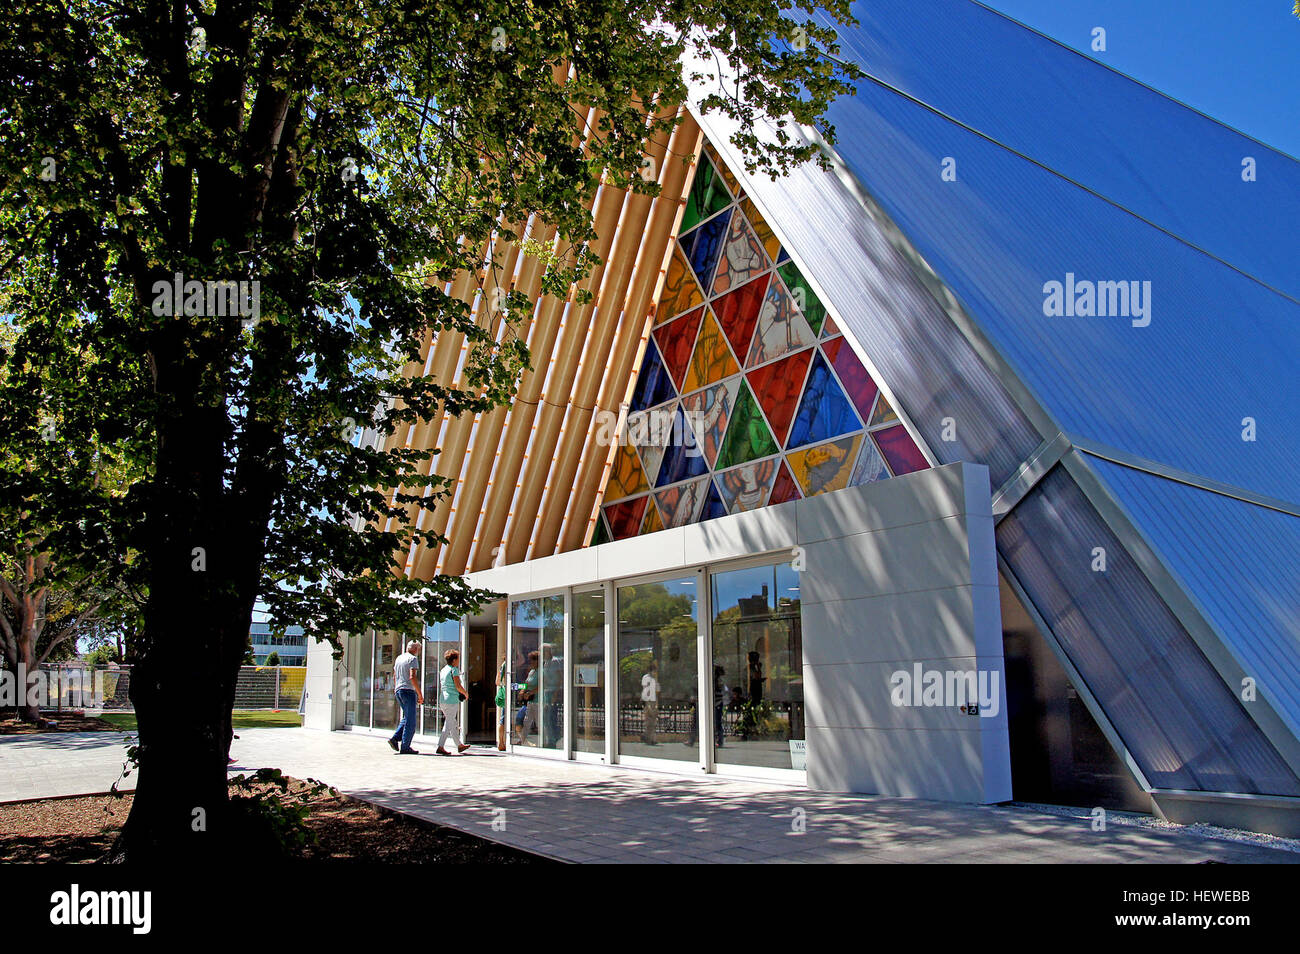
[248,623,307,667]
[304,0,1300,836]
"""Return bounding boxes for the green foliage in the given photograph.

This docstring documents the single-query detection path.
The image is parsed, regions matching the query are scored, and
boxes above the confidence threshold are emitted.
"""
[0,0,860,652]
[228,768,337,857]
[83,644,118,667]
[263,650,280,666]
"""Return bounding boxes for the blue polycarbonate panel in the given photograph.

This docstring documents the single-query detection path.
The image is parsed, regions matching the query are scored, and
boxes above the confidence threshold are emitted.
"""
[629,339,675,413]
[810,0,1300,302]
[999,468,1300,796]
[802,17,1300,503]
[1089,457,1300,739]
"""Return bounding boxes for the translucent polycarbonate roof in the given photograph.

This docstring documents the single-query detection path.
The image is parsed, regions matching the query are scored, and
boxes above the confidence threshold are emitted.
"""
[1089,457,1300,738]
[804,0,1300,504]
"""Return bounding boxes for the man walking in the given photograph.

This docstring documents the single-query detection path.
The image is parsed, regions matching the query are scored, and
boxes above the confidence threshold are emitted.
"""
[388,640,422,755]
[437,648,472,755]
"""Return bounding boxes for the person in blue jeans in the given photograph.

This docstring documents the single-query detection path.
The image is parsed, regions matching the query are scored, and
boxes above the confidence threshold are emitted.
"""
[388,641,423,754]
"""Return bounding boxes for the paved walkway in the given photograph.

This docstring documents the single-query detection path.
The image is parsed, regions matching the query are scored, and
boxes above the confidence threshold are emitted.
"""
[3,728,1297,863]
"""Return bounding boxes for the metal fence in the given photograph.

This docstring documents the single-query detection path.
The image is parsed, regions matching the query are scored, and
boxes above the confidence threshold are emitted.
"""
[20,664,307,713]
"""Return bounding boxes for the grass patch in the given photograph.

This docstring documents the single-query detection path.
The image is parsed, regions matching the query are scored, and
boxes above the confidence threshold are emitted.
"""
[99,710,303,731]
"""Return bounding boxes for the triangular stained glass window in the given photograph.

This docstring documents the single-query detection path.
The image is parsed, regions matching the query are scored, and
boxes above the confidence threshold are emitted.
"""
[821,314,839,338]
[712,211,769,296]
[786,435,863,498]
[630,339,676,413]
[679,376,741,467]
[681,309,739,393]
[746,348,813,447]
[655,405,710,487]
[589,513,611,547]
[778,261,827,335]
[655,476,710,529]
[717,458,779,515]
[680,155,732,233]
[746,279,817,367]
[740,197,782,262]
[640,498,665,535]
[822,336,880,422]
[869,393,899,427]
[715,380,779,469]
[873,424,929,476]
[629,400,676,486]
[604,495,648,540]
[786,350,862,450]
[699,478,728,522]
[604,442,649,502]
[653,306,704,390]
[682,208,732,289]
[768,461,802,505]
[704,141,743,199]
[849,434,890,486]
[656,245,704,326]
[712,275,769,364]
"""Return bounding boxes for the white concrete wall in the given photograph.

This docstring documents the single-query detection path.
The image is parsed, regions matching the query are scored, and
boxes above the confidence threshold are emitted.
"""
[303,635,342,731]
[320,461,1010,804]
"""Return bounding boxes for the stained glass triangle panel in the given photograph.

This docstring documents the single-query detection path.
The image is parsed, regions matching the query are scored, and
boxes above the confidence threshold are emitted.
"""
[604,442,649,502]
[682,309,739,393]
[849,433,890,486]
[745,348,813,447]
[717,458,779,515]
[629,400,676,486]
[869,393,899,427]
[679,376,741,467]
[655,475,710,529]
[604,495,648,540]
[682,208,732,289]
[822,336,880,422]
[746,279,817,367]
[712,211,769,296]
[787,435,863,498]
[873,424,929,475]
[776,261,827,335]
[715,380,779,469]
[768,460,802,505]
[640,498,664,535]
[655,405,710,487]
[739,197,782,262]
[656,245,704,326]
[699,478,728,522]
[712,275,768,364]
[786,350,862,449]
[680,155,731,233]
[653,306,704,390]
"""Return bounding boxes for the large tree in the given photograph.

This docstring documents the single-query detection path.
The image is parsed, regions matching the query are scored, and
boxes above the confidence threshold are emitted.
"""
[0,0,858,860]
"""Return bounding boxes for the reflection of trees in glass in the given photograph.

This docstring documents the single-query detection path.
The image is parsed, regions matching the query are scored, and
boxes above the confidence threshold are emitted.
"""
[618,583,697,703]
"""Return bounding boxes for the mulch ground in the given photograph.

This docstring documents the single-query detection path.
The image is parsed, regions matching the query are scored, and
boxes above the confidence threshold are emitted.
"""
[0,778,549,864]
[0,713,121,734]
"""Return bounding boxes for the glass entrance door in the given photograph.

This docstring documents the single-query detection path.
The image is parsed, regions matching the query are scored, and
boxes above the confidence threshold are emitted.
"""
[616,576,700,763]
[509,595,565,753]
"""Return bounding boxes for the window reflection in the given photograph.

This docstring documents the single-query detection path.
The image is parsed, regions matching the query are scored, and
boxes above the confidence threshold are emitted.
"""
[617,578,699,762]
[572,590,605,755]
[511,596,564,750]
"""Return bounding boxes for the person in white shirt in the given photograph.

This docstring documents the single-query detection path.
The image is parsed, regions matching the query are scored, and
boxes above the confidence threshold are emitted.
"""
[387,642,422,754]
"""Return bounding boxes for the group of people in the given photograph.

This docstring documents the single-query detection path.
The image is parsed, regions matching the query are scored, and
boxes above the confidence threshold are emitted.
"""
[386,642,471,756]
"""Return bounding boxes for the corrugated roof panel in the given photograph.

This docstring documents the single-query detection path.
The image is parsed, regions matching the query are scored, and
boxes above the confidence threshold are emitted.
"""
[813,0,1300,300]
[1089,457,1300,738]
[815,72,1300,503]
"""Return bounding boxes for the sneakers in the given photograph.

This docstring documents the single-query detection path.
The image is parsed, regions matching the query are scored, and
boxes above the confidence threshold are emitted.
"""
[387,739,399,752]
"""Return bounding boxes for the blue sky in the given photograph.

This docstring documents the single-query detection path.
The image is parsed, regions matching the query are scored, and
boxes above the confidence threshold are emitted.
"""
[984,0,1300,157]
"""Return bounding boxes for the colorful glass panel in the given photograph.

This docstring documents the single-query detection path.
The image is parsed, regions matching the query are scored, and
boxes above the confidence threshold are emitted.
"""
[679,376,741,467]
[656,245,704,325]
[589,513,611,547]
[704,142,742,199]
[740,197,781,262]
[712,275,768,363]
[605,442,649,502]
[821,314,839,338]
[630,339,676,413]
[715,381,779,469]
[604,495,648,540]
[682,208,732,289]
[746,278,817,366]
[629,400,676,486]
[745,348,813,447]
[873,425,929,475]
[823,336,880,421]
[655,476,710,528]
[869,393,899,427]
[776,261,827,335]
[680,155,732,233]
[682,309,739,393]
[787,435,863,498]
[712,211,769,296]
[717,458,779,515]
[768,460,802,505]
[699,479,728,521]
[655,405,710,488]
[786,350,862,449]
[849,434,890,486]
[640,498,664,535]
[653,306,704,390]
